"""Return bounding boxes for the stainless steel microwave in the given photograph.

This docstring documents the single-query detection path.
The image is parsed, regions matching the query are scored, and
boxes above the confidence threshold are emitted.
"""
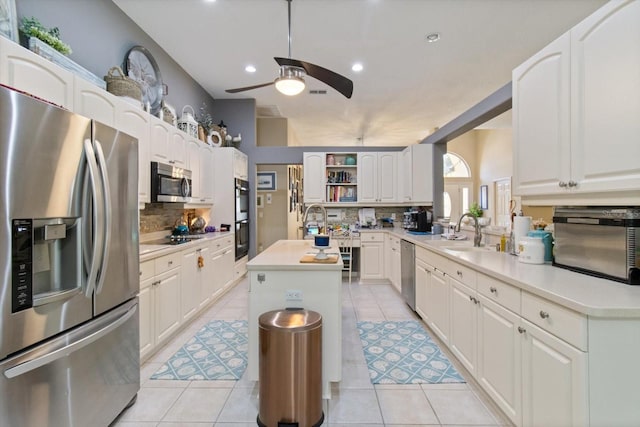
[553,207,639,285]
[151,161,192,203]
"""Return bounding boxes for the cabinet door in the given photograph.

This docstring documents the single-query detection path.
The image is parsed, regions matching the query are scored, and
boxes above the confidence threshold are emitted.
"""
[139,277,155,360]
[392,240,401,292]
[415,259,429,321]
[0,38,74,109]
[233,149,248,180]
[512,33,571,196]
[426,268,449,345]
[303,152,326,203]
[357,152,377,203]
[170,129,187,168]
[154,268,182,345]
[197,245,212,309]
[149,117,171,164]
[210,248,226,297]
[220,247,235,289]
[360,241,384,280]
[180,249,201,323]
[200,145,215,203]
[570,0,640,194]
[401,147,413,202]
[117,102,151,204]
[186,139,202,200]
[449,278,478,377]
[377,152,398,203]
[521,320,588,427]
[477,296,522,426]
[73,77,118,126]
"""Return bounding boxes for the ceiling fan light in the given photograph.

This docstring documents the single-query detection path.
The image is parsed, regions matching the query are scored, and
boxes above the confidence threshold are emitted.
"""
[275,76,306,96]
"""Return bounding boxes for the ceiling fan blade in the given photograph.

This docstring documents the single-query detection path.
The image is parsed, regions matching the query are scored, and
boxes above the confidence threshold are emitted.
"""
[225,81,275,94]
[275,57,353,99]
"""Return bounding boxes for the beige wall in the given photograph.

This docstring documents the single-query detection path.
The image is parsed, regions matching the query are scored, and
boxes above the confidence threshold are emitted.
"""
[256,165,289,252]
[257,118,288,147]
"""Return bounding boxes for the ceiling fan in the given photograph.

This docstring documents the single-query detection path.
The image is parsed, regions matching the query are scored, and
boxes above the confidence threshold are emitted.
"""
[225,0,353,98]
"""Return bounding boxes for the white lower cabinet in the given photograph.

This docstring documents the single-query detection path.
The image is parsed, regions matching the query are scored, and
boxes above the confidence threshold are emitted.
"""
[360,232,385,282]
[385,235,401,292]
[477,295,522,425]
[521,319,588,427]
[139,234,238,361]
[449,278,478,377]
[426,264,449,345]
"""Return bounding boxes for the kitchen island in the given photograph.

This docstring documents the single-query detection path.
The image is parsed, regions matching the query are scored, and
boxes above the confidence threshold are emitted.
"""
[247,239,343,399]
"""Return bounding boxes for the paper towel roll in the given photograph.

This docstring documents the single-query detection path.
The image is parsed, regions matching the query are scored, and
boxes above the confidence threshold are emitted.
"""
[513,216,532,254]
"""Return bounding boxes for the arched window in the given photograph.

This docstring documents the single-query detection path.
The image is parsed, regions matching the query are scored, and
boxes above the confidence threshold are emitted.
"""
[443,153,471,178]
[443,152,473,221]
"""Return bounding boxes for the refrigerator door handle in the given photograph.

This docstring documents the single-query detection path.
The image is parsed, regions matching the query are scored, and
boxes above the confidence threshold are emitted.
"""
[3,303,137,379]
[93,139,111,295]
[83,139,105,297]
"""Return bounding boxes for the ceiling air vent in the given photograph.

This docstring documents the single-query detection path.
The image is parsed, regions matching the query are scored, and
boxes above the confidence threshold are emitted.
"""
[309,90,327,95]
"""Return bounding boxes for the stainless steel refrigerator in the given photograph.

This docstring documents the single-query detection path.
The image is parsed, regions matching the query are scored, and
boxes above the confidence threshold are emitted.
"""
[0,85,140,426]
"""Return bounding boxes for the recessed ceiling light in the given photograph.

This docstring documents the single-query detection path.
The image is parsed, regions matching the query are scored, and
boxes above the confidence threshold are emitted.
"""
[351,63,363,72]
[425,32,441,43]
[204,0,216,3]
[245,65,257,73]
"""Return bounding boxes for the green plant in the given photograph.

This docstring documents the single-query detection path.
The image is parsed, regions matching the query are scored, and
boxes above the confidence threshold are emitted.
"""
[469,202,483,218]
[19,17,72,55]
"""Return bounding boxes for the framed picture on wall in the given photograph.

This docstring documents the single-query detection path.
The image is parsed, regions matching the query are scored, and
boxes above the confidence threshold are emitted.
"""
[257,171,277,191]
[480,185,488,210]
[0,0,18,42]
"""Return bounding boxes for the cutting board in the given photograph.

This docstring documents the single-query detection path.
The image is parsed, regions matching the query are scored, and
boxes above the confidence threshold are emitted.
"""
[299,254,339,264]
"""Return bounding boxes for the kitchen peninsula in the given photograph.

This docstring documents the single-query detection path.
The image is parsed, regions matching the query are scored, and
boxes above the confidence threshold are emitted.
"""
[247,239,343,398]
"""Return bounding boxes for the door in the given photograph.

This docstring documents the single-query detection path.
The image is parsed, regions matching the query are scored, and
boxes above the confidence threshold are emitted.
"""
[0,299,139,427]
[570,0,640,194]
[477,296,521,425]
[0,87,93,359]
[444,180,473,222]
[93,122,140,316]
[521,320,588,427]
[512,33,571,196]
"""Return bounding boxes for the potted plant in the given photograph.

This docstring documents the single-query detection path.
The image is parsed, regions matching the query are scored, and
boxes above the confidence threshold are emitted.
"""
[19,17,72,55]
[469,202,491,226]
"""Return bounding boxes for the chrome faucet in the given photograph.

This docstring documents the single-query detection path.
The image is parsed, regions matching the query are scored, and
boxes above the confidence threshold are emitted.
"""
[455,213,483,247]
[303,204,328,236]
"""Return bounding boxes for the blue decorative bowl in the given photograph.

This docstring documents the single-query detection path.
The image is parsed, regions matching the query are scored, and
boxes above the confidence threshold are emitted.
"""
[314,235,330,247]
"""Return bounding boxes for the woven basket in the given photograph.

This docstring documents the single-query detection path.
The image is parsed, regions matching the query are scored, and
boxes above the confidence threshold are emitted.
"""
[104,66,142,101]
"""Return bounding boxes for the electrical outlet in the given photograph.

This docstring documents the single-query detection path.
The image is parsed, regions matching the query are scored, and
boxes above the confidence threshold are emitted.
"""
[285,290,303,300]
[391,213,396,220]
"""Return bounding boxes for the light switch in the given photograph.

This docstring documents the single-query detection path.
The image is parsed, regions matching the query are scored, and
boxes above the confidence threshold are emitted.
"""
[266,193,272,204]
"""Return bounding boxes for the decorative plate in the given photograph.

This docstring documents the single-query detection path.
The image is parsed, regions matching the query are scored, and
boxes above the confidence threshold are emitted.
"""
[123,46,164,115]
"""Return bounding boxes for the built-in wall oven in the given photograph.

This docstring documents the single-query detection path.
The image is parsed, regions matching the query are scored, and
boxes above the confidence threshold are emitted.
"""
[235,178,249,260]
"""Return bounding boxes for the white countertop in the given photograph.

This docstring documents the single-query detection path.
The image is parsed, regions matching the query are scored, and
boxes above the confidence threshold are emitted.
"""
[247,239,343,271]
[371,227,640,318]
[139,231,234,262]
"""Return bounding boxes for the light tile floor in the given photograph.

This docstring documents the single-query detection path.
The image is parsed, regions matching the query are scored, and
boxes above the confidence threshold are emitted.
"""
[112,277,514,427]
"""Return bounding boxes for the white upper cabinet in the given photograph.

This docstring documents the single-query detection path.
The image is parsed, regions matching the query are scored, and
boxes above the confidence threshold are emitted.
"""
[116,101,151,205]
[0,37,74,109]
[186,139,214,205]
[73,77,118,126]
[357,152,398,203]
[513,33,571,197]
[513,0,640,201]
[233,149,248,180]
[402,144,433,204]
[186,138,202,200]
[569,0,640,195]
[149,116,171,164]
[303,152,326,203]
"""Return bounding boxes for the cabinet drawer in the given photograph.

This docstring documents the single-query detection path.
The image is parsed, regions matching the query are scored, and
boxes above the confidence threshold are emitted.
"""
[139,260,154,282]
[447,262,476,289]
[154,252,181,275]
[361,232,384,242]
[415,246,450,272]
[477,273,520,314]
[522,292,587,351]
[211,236,233,251]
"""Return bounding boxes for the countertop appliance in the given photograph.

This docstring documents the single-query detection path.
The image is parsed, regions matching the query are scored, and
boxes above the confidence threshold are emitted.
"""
[553,207,639,285]
[401,239,416,310]
[403,209,432,233]
[0,85,140,426]
[151,161,192,203]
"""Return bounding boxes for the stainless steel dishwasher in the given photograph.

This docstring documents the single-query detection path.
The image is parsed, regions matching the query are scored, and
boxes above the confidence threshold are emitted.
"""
[400,239,416,310]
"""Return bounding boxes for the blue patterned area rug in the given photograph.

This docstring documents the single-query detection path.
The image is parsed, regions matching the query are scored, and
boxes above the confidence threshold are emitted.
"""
[151,320,248,381]
[358,320,466,384]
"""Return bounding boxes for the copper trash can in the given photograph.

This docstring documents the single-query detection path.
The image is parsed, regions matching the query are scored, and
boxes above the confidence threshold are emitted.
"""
[257,308,323,427]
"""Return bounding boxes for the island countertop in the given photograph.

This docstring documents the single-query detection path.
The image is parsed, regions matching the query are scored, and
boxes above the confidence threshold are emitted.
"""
[247,239,343,271]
